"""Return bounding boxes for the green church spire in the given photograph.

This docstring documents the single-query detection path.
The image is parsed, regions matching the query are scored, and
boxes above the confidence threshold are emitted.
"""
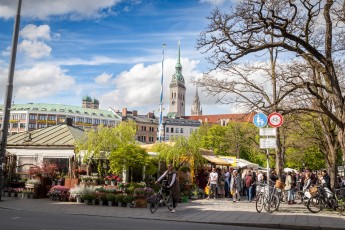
[172,40,184,83]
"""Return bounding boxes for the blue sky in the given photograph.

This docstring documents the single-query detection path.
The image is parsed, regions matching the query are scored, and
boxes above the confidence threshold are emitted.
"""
[0,0,240,116]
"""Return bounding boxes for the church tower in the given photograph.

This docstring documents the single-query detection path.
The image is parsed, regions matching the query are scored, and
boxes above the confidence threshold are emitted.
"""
[191,87,202,116]
[167,41,186,118]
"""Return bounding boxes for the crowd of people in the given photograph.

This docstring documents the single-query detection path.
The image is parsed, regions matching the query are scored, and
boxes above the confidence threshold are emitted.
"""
[196,166,345,204]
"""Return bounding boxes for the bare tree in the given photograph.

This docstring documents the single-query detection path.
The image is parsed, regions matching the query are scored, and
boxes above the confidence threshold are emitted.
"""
[197,0,345,175]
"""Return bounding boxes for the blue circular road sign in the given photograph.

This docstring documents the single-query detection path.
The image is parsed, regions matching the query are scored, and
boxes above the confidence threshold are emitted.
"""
[253,113,268,128]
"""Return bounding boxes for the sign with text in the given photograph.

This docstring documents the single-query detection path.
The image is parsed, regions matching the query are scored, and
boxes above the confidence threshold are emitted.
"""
[259,128,276,136]
[260,138,277,149]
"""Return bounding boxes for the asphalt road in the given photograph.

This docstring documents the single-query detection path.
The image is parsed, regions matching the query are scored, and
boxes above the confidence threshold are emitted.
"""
[0,209,282,230]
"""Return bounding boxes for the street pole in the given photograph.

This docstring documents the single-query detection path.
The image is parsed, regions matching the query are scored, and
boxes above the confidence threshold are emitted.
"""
[0,0,22,196]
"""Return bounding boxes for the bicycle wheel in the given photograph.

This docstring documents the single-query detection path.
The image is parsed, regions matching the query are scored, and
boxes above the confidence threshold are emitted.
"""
[255,193,264,213]
[166,195,174,211]
[150,199,160,213]
[307,197,322,213]
[264,194,280,213]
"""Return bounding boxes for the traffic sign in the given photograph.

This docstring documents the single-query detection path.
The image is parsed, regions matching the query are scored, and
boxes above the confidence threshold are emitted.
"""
[253,113,268,128]
[268,112,283,127]
[260,138,277,149]
[259,128,276,136]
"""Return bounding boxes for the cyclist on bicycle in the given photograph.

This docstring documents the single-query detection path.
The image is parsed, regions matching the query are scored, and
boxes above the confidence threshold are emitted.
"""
[156,163,180,213]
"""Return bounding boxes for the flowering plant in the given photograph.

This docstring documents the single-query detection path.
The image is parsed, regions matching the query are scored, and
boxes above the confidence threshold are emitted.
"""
[134,187,154,197]
[104,175,119,181]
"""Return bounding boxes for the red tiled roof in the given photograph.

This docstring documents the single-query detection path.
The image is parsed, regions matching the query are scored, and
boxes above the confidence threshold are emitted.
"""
[183,112,255,124]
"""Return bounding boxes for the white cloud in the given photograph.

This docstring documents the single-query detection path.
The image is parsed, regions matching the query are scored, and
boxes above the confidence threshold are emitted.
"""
[95,72,113,85]
[16,24,52,59]
[18,40,52,59]
[0,63,76,100]
[97,58,227,115]
[20,24,51,41]
[199,0,226,5]
[0,0,122,20]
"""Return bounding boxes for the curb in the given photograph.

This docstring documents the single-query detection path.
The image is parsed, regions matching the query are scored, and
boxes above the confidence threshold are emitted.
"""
[0,205,343,230]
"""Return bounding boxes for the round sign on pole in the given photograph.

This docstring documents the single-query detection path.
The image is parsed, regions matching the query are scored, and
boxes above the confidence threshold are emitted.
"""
[268,112,283,127]
[253,113,268,128]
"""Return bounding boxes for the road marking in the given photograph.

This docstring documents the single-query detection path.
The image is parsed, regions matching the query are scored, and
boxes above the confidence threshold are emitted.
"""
[11,217,20,220]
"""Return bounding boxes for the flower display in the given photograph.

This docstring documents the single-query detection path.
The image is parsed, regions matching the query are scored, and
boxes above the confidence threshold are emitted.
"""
[134,187,154,197]
[47,185,70,200]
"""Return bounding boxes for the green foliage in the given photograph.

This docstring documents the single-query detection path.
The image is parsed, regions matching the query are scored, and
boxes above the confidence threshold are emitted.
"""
[75,121,149,176]
[153,132,204,168]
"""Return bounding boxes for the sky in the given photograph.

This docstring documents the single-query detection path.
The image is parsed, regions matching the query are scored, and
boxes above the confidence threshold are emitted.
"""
[0,0,242,117]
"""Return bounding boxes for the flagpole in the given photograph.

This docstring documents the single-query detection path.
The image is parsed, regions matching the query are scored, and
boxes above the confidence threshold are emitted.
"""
[158,44,166,142]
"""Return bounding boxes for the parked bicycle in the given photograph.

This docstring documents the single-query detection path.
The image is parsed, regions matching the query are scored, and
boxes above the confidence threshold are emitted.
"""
[307,185,337,213]
[334,188,345,215]
[256,180,281,213]
[149,180,173,214]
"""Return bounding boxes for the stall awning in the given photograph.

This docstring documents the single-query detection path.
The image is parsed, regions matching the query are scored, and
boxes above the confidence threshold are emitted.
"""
[6,148,74,158]
[202,155,231,166]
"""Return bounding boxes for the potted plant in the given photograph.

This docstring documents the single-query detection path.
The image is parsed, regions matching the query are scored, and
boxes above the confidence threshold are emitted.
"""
[81,193,95,205]
[106,193,116,206]
[115,194,125,207]
[96,193,106,206]
[123,195,134,208]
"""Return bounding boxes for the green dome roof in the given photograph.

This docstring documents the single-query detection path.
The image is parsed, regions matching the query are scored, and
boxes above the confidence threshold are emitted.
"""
[92,98,99,104]
[82,95,92,102]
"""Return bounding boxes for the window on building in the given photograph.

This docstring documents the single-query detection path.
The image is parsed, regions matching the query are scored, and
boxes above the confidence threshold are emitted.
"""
[175,128,179,133]
[170,127,174,133]
[102,120,108,125]
[12,114,19,120]
[20,123,26,129]
[166,127,169,133]
[180,128,183,133]
[20,114,26,120]
[94,119,100,125]
[38,115,46,120]
[38,124,47,128]
[12,123,18,128]
[48,115,56,121]
[29,114,37,120]
[28,123,35,129]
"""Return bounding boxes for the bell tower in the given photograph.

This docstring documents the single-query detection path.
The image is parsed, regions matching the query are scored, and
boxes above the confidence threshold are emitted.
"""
[167,41,186,118]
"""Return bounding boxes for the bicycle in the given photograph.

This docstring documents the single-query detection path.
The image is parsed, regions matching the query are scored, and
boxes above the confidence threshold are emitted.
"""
[256,180,281,213]
[307,185,337,213]
[334,188,345,215]
[149,182,173,213]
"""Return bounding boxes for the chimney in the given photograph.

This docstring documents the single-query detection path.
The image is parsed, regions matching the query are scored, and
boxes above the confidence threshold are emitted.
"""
[147,112,154,119]
[66,117,73,126]
[132,110,138,116]
[122,108,127,117]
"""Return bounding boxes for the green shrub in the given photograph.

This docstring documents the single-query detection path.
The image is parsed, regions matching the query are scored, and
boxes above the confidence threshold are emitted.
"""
[105,193,116,202]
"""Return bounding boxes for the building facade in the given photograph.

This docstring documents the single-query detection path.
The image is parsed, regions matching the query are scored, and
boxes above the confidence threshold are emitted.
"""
[0,103,122,134]
[117,108,158,144]
[163,118,201,141]
[167,41,186,118]
[183,113,255,126]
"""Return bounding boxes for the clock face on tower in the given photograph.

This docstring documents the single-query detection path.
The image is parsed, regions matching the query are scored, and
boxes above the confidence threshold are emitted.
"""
[172,100,175,105]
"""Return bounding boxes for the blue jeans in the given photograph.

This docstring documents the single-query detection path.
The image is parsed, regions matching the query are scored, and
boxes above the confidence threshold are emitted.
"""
[288,189,294,201]
[246,186,253,201]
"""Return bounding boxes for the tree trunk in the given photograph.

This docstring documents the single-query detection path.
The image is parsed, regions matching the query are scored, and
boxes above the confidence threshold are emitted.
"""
[275,129,284,180]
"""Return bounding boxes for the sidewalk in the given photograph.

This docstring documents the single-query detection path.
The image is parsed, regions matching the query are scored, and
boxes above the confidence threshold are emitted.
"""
[1,197,345,230]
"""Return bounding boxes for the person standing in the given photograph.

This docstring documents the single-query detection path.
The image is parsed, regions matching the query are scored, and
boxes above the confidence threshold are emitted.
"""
[285,171,295,205]
[230,170,242,202]
[156,163,180,213]
[207,167,218,199]
[224,168,230,198]
[245,170,254,202]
